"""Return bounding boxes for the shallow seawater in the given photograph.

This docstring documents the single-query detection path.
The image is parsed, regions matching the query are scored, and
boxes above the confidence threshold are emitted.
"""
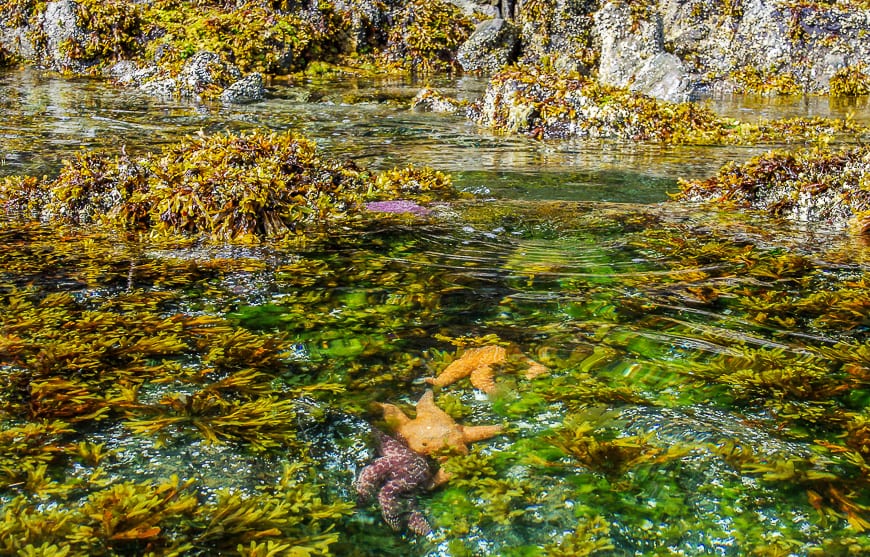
[2,70,870,556]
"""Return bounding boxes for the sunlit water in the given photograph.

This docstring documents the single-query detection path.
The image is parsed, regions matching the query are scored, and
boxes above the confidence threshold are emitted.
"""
[2,70,870,556]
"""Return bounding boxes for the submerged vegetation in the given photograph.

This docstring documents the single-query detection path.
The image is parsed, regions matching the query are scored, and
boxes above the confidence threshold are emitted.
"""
[3,163,870,552]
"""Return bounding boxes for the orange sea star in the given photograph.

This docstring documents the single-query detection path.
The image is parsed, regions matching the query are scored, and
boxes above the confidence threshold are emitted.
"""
[376,390,503,485]
[425,345,548,394]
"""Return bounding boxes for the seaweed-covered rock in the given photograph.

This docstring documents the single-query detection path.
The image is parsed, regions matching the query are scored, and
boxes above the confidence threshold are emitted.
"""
[456,17,520,73]
[515,0,598,73]
[385,0,474,72]
[468,66,869,142]
[0,130,461,241]
[411,87,465,113]
[676,145,870,232]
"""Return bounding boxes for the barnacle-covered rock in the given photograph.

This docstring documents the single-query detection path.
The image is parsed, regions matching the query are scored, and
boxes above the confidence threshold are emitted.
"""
[456,17,520,74]
[411,87,466,113]
[469,66,870,142]
[595,0,697,103]
[0,130,459,241]
[676,145,870,233]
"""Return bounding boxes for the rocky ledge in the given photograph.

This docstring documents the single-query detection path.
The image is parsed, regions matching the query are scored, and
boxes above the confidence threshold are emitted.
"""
[676,145,870,233]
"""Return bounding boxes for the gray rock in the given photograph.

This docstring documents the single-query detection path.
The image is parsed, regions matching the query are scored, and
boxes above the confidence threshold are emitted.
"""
[658,0,870,94]
[595,1,697,102]
[39,0,89,72]
[221,72,266,104]
[178,51,243,98]
[139,76,178,99]
[0,26,37,62]
[107,60,160,87]
[411,88,464,113]
[516,0,598,73]
[457,18,520,74]
[446,0,499,18]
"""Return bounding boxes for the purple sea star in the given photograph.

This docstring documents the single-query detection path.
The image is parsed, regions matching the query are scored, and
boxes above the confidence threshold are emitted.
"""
[353,429,433,535]
[364,200,431,216]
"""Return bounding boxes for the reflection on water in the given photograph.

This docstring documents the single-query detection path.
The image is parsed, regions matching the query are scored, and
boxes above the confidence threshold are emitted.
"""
[2,69,870,555]
[4,70,868,189]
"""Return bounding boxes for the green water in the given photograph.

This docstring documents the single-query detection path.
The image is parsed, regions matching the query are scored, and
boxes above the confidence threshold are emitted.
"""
[2,70,870,556]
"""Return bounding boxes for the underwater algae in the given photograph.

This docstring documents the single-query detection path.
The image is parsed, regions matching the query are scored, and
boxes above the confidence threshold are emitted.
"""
[2,120,870,555]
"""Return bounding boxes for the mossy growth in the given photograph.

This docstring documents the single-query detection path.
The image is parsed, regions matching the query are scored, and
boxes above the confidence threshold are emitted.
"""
[473,66,868,143]
[385,0,473,73]
[675,145,870,231]
[0,0,46,28]
[729,66,804,96]
[830,63,870,97]
[0,130,459,242]
[140,0,337,75]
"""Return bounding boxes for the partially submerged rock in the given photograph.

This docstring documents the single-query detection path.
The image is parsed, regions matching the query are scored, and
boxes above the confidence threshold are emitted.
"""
[468,66,869,142]
[0,130,462,242]
[411,87,466,113]
[676,145,870,233]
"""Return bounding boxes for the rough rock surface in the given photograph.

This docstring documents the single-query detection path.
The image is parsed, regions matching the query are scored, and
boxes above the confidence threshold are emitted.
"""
[220,73,266,104]
[411,88,465,113]
[507,0,870,98]
[676,146,870,232]
[0,0,92,73]
[457,18,520,73]
[656,0,870,94]
[515,0,597,74]
[109,52,265,103]
[595,1,696,102]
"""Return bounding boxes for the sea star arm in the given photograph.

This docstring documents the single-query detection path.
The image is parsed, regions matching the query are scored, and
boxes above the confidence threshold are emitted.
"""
[377,402,412,430]
[377,479,433,535]
[469,363,497,393]
[354,456,394,501]
[425,357,475,387]
[461,424,504,443]
[415,389,446,416]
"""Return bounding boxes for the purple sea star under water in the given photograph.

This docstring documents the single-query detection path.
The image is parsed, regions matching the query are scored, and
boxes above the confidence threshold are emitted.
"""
[364,199,431,216]
[354,429,434,535]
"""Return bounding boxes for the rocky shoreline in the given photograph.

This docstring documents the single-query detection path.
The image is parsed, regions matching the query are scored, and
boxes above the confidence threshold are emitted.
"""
[2,0,870,231]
